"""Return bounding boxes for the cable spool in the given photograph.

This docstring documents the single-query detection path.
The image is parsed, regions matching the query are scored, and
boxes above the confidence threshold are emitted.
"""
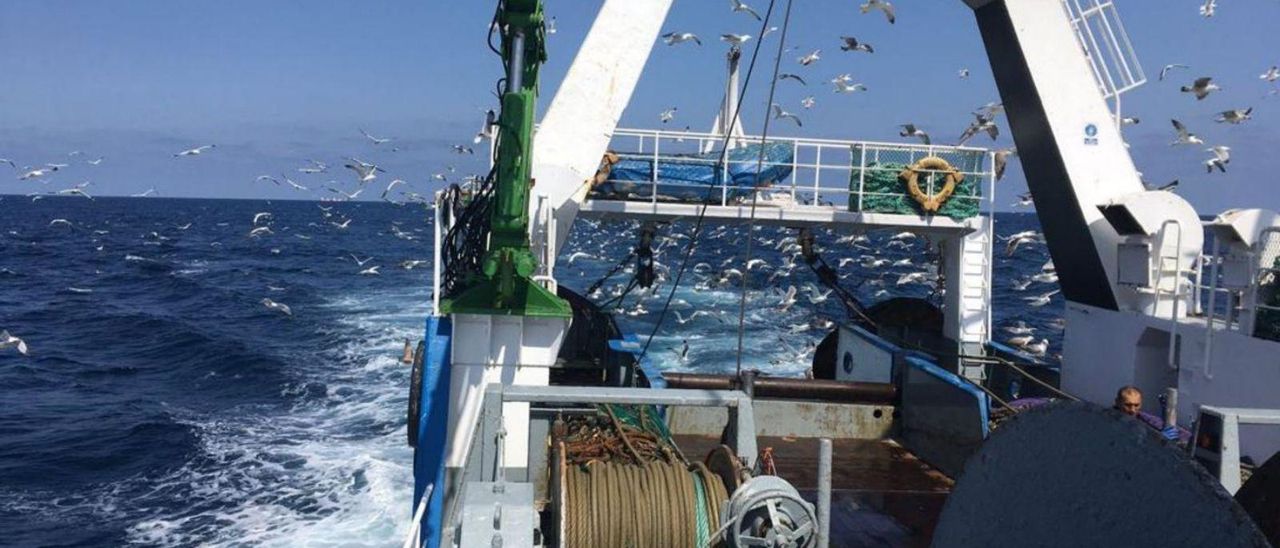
[560,459,729,548]
[719,475,817,548]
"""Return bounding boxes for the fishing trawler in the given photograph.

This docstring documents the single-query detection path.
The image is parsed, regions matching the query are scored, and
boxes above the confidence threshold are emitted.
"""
[406,1,1280,546]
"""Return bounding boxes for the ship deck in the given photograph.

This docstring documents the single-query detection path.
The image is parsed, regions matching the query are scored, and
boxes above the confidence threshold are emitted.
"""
[673,434,953,547]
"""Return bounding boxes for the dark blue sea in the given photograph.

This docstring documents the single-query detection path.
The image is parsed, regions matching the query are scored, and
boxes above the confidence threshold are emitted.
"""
[0,196,1059,546]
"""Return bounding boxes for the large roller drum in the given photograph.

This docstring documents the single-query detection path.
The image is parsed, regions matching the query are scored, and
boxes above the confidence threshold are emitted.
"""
[933,402,1269,547]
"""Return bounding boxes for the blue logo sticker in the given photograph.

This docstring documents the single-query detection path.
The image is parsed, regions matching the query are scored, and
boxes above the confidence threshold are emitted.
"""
[1084,123,1099,145]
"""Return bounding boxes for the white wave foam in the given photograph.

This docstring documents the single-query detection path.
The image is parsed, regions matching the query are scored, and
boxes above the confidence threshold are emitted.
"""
[113,285,429,547]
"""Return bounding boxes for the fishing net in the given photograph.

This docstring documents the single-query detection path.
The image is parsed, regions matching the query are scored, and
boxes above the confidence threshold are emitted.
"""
[847,145,986,220]
[595,141,795,202]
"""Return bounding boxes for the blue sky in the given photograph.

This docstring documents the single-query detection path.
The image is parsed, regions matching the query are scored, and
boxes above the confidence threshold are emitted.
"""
[0,0,1277,213]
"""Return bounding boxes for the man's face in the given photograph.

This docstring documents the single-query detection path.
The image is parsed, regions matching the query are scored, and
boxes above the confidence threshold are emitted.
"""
[1117,392,1141,416]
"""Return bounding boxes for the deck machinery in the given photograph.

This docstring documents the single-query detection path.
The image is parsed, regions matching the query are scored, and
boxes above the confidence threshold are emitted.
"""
[409,0,1280,546]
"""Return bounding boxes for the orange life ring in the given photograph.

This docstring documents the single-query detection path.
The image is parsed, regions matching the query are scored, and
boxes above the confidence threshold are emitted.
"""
[899,156,963,214]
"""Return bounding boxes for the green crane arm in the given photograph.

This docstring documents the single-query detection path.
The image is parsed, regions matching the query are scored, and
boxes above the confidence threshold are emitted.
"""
[441,0,571,318]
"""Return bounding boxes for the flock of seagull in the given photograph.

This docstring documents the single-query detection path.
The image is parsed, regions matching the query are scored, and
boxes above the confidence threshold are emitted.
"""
[659,0,904,129]
[1,124,485,207]
[652,0,1279,204]
[558,216,1062,365]
[4,1,1276,366]
[0,127,458,356]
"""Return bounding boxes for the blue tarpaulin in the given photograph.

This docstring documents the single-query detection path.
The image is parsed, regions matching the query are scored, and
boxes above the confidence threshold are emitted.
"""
[593,141,794,201]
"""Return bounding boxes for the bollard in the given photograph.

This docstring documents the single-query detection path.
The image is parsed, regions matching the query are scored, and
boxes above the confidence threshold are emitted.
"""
[818,438,832,548]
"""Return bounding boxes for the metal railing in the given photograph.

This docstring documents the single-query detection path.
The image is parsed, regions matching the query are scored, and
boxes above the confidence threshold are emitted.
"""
[1060,0,1146,126]
[593,127,995,216]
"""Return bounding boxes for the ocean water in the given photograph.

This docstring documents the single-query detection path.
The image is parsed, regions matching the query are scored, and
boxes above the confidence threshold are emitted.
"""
[0,196,1060,546]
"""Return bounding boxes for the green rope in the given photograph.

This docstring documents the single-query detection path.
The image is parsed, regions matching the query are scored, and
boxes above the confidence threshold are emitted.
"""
[691,469,710,546]
[600,404,675,446]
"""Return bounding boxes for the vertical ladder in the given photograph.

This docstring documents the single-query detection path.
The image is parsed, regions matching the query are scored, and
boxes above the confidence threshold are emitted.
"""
[945,219,995,383]
[961,224,994,381]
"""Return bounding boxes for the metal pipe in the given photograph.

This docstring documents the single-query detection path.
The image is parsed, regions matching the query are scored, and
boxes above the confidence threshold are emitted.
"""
[817,438,832,548]
[1204,237,1220,378]
[507,31,525,91]
[662,373,897,405]
[1163,387,1179,430]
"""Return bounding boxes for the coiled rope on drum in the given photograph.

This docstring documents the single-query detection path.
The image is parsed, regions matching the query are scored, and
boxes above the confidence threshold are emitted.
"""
[563,460,729,548]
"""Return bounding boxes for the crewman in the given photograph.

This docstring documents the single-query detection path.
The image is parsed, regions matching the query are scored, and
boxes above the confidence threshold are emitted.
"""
[1114,385,1142,416]
[1114,385,1178,440]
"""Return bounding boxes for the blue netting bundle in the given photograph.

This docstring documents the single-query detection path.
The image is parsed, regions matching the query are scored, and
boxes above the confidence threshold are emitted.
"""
[593,141,794,201]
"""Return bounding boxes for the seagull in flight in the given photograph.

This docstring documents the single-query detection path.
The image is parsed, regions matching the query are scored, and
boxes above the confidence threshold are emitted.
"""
[720,34,751,47]
[56,185,93,200]
[797,49,821,66]
[1215,108,1253,124]
[359,128,391,145]
[659,107,678,123]
[359,265,381,276]
[860,0,896,24]
[344,157,386,183]
[327,186,364,201]
[1025,289,1059,307]
[899,124,930,144]
[1262,66,1280,83]
[800,96,816,109]
[256,175,281,185]
[1170,119,1204,146]
[957,68,970,79]
[131,187,157,198]
[771,104,802,127]
[1205,146,1230,173]
[958,112,999,145]
[730,0,762,20]
[174,145,216,157]
[662,32,702,46]
[451,144,474,155]
[18,166,58,180]
[351,254,374,267]
[839,36,873,53]
[1180,77,1220,100]
[298,159,328,174]
[382,179,407,200]
[778,285,798,312]
[253,212,272,226]
[1,330,29,356]
[261,298,292,316]
[1004,321,1035,336]
[1159,63,1189,81]
[778,73,807,85]
[0,158,16,170]
[1199,0,1216,17]
[674,310,713,325]
[994,148,1016,181]
[833,81,867,94]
